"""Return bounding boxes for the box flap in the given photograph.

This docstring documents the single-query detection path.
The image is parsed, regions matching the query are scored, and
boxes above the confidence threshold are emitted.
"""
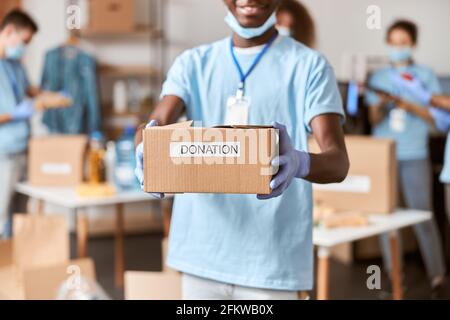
[159,121,193,129]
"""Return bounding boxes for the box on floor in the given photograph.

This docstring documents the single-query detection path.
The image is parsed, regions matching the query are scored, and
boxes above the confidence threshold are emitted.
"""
[143,121,278,194]
[124,271,181,300]
[0,214,97,300]
[123,237,181,300]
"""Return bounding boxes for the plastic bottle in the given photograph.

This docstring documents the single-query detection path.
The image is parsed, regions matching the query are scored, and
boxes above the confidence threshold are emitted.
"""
[88,131,106,184]
[115,126,139,190]
[105,141,116,185]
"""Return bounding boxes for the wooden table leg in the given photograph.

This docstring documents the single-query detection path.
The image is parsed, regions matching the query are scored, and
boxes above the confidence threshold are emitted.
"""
[317,247,330,300]
[161,198,173,238]
[115,203,125,288]
[389,231,403,300]
[76,209,88,258]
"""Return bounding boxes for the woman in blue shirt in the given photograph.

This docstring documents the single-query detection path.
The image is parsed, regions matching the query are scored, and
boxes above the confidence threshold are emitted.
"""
[135,0,349,299]
[365,20,446,291]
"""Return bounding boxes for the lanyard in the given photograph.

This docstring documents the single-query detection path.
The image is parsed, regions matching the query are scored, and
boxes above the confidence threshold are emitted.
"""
[1,61,21,104]
[229,32,278,97]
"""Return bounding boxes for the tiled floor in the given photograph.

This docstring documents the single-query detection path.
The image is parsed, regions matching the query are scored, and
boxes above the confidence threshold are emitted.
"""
[72,233,450,300]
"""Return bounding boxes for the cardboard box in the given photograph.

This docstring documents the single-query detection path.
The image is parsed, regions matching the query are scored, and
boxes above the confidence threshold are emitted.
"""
[13,214,70,274]
[310,135,397,214]
[88,0,135,33]
[28,135,88,186]
[124,271,181,300]
[0,215,97,300]
[143,121,278,194]
[0,254,96,300]
[23,258,96,300]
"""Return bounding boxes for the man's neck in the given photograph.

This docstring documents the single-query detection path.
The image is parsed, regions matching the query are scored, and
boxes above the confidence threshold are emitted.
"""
[232,27,278,48]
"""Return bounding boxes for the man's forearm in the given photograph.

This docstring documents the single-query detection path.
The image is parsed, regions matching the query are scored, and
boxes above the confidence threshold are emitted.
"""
[305,148,349,184]
[399,101,434,124]
[431,95,450,111]
[306,114,349,184]
[134,95,185,146]
[0,113,12,124]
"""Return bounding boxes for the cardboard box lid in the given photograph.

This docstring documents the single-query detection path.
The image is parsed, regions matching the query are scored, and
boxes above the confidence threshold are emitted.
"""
[23,258,96,300]
[124,271,181,300]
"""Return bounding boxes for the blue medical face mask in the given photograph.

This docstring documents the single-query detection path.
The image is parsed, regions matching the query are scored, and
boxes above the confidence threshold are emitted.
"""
[388,46,413,63]
[5,43,26,60]
[225,10,277,39]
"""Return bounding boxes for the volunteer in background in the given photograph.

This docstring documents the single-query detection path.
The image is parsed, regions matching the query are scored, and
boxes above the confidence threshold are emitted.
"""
[393,75,450,236]
[276,0,315,47]
[365,20,446,291]
[0,10,39,238]
[135,0,349,299]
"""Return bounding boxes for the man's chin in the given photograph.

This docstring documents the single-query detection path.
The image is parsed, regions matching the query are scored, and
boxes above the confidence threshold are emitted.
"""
[236,15,270,28]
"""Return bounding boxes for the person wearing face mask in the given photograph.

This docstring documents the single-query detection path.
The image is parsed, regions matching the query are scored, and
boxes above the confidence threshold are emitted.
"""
[275,0,315,48]
[365,20,446,293]
[134,0,349,300]
[393,74,450,252]
[0,10,39,238]
[275,0,315,47]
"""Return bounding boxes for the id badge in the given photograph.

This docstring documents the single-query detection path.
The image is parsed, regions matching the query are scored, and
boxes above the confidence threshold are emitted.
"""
[390,109,406,132]
[225,95,250,125]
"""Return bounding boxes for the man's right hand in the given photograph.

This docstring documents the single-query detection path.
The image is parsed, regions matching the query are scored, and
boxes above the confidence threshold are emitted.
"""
[10,99,34,121]
[135,120,165,199]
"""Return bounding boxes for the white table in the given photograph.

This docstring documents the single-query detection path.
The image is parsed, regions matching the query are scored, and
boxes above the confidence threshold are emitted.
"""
[313,209,431,300]
[15,182,173,288]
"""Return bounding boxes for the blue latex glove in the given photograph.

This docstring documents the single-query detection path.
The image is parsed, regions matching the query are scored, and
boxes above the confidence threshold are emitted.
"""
[10,99,34,121]
[430,107,450,133]
[391,73,432,105]
[135,120,164,199]
[257,122,311,200]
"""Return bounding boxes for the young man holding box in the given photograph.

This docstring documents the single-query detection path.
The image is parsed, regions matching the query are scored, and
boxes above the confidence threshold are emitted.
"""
[136,0,349,299]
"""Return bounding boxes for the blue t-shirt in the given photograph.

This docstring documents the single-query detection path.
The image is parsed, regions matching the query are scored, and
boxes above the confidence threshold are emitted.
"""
[0,59,30,155]
[161,36,344,291]
[365,64,441,161]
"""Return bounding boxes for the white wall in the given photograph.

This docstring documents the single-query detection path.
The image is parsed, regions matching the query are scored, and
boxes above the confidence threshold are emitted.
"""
[301,0,450,78]
[22,0,450,83]
[166,0,450,79]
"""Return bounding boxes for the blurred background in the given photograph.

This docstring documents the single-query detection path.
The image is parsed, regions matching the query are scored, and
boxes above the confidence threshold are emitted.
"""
[0,0,450,300]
